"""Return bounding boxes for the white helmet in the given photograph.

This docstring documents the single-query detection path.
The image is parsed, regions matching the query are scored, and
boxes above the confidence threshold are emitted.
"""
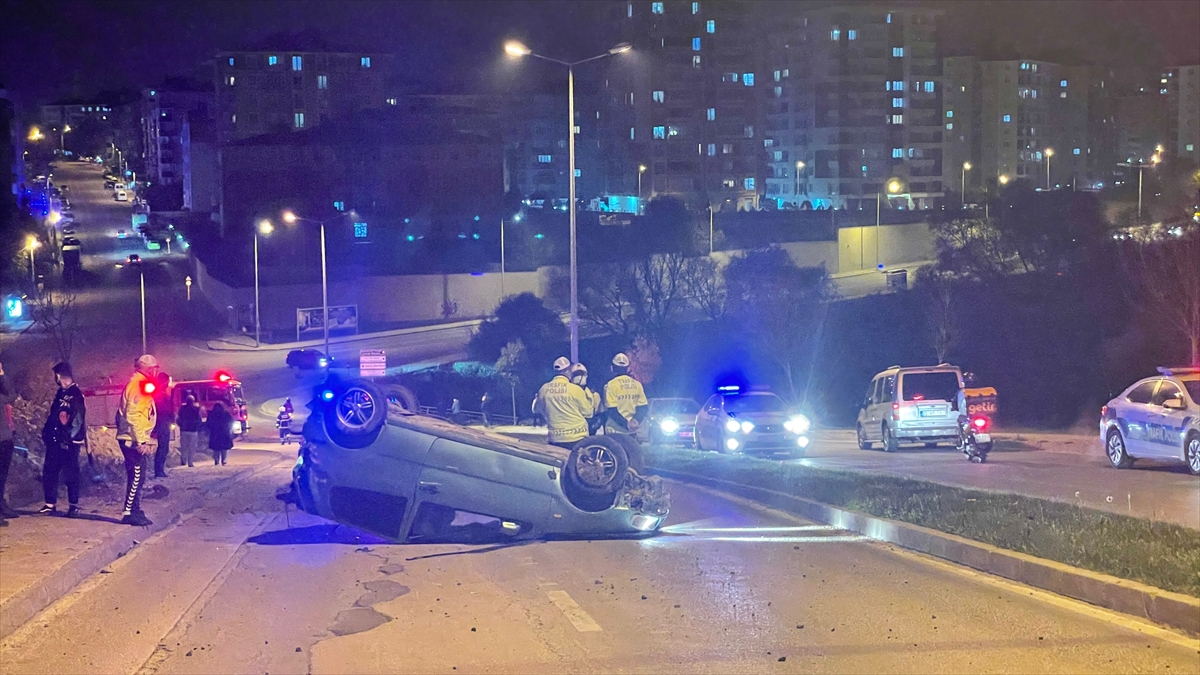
[553,356,571,373]
[612,353,630,368]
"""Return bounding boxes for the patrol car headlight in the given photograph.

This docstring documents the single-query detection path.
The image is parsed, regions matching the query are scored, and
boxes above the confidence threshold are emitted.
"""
[660,418,680,434]
[785,415,811,434]
[740,420,755,434]
[725,419,741,433]
[725,438,740,451]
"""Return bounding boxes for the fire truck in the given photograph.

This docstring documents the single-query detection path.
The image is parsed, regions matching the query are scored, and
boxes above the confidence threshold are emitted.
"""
[171,372,250,437]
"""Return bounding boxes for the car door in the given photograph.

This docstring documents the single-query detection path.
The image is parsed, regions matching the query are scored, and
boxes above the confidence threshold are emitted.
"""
[1117,379,1160,457]
[870,375,895,440]
[1148,380,1188,460]
[858,379,878,438]
[698,395,722,449]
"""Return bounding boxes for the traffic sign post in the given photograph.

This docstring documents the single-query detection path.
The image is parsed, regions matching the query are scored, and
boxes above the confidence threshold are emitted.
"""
[185,275,192,301]
[360,349,386,378]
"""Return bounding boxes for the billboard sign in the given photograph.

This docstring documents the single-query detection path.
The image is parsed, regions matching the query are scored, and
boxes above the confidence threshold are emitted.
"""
[296,304,358,339]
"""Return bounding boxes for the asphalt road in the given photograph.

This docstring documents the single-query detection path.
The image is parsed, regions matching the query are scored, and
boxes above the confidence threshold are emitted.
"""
[1,462,1195,674]
[793,430,1200,530]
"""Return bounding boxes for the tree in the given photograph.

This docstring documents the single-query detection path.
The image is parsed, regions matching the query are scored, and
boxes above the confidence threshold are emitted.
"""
[575,252,695,339]
[32,290,80,363]
[1121,231,1200,365]
[683,256,727,321]
[627,335,662,385]
[468,293,567,364]
[724,247,835,399]
[914,267,960,363]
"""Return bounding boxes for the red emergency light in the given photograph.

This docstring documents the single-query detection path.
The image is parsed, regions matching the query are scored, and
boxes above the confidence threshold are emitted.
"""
[216,371,233,383]
[141,380,156,395]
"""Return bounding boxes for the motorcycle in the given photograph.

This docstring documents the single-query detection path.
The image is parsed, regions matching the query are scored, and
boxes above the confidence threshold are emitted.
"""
[958,413,993,462]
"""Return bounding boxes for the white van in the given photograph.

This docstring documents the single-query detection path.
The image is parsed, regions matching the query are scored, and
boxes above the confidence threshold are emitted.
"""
[856,364,964,451]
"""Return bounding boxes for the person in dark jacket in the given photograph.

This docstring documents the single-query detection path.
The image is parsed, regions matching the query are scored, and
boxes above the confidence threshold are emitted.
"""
[206,402,234,466]
[0,361,18,525]
[176,393,202,467]
[40,362,86,517]
[152,371,174,478]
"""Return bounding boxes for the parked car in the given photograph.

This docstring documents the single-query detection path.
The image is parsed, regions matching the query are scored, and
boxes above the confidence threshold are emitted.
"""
[61,237,81,252]
[61,225,76,236]
[857,364,964,452]
[280,377,669,543]
[640,398,700,447]
[694,387,811,456]
[114,190,128,201]
[1100,367,1200,475]
[103,180,116,189]
[287,349,329,370]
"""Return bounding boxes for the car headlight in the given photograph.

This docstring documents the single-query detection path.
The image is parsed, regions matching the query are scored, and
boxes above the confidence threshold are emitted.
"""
[785,414,811,434]
[725,419,741,433]
[740,420,755,434]
[318,358,328,368]
[231,421,241,434]
[660,417,680,434]
[725,437,740,451]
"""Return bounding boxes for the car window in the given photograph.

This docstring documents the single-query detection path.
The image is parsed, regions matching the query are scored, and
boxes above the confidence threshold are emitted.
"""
[725,395,787,413]
[868,379,880,405]
[703,395,721,413]
[879,375,895,403]
[1125,380,1158,404]
[900,372,958,402]
[1185,381,1200,404]
[1152,382,1185,408]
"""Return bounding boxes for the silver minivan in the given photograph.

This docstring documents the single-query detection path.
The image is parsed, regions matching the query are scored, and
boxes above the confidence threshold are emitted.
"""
[856,365,964,451]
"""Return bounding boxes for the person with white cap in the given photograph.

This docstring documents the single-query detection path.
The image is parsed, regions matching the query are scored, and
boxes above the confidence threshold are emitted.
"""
[603,352,648,435]
[533,356,597,448]
[570,362,603,434]
[115,354,159,526]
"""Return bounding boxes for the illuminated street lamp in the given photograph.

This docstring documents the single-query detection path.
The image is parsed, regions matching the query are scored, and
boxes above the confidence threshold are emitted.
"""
[961,162,972,205]
[998,174,1010,186]
[505,39,633,362]
[795,160,806,199]
[1044,148,1054,190]
[638,164,647,213]
[281,210,356,356]
[1119,154,1162,220]
[254,219,274,348]
[28,126,44,142]
[867,179,905,268]
[25,236,40,284]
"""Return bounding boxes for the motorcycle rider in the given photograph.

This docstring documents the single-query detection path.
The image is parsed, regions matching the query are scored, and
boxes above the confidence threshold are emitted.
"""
[533,357,596,449]
[39,362,86,517]
[115,354,158,526]
[603,353,648,435]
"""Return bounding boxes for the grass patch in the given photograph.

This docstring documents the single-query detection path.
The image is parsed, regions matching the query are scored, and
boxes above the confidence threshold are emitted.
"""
[646,446,1200,598]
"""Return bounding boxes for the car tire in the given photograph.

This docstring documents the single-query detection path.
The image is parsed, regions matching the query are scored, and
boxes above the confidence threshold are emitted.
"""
[610,433,645,474]
[1185,432,1200,476]
[1105,429,1133,469]
[856,424,872,450]
[324,378,388,449]
[382,385,419,414]
[565,436,629,496]
[883,424,898,453]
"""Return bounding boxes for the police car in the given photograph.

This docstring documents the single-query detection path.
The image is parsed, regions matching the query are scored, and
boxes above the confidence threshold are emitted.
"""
[694,386,812,457]
[1099,367,1200,475]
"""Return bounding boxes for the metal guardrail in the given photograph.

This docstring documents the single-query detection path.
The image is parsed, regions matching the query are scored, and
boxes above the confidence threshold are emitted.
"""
[416,406,518,427]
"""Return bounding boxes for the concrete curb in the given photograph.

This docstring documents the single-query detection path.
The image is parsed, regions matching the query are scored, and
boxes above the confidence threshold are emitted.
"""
[651,466,1200,636]
[204,319,483,353]
[0,457,284,640]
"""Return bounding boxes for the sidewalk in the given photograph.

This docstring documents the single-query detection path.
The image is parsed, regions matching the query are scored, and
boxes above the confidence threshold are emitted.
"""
[205,319,484,352]
[0,443,288,639]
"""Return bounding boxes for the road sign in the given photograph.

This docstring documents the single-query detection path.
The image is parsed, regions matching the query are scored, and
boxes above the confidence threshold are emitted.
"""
[360,349,386,378]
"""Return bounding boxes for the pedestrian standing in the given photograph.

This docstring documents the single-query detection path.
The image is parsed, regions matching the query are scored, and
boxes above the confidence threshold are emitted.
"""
[40,362,86,518]
[276,406,293,444]
[207,402,234,466]
[152,371,174,478]
[0,361,19,525]
[480,391,492,427]
[176,393,201,467]
[115,354,158,526]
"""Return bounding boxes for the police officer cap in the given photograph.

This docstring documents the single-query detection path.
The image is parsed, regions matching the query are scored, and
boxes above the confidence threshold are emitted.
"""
[553,356,571,372]
[612,353,630,367]
[570,362,588,375]
[136,354,159,368]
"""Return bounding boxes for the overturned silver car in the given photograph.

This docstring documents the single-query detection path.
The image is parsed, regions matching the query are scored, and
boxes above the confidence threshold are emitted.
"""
[282,377,670,542]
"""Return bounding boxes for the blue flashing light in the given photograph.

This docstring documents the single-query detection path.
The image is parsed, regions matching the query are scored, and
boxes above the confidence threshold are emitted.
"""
[717,384,741,394]
[877,263,885,270]
[470,272,483,277]
[473,215,480,221]
[472,233,480,240]
[404,218,411,224]
[4,297,22,319]
[513,214,522,222]
[406,234,415,242]
[534,233,545,239]
[321,389,335,401]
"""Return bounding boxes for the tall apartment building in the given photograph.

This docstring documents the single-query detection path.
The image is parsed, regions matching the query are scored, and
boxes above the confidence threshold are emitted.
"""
[141,81,212,185]
[764,4,944,211]
[607,0,768,211]
[213,50,394,143]
[1178,65,1200,167]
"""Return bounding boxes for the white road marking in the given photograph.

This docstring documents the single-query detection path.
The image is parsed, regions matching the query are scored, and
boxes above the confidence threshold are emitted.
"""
[546,590,602,633]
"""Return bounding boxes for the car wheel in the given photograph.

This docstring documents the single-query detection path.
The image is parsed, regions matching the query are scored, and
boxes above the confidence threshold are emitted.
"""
[324,379,388,449]
[1186,433,1200,476]
[610,433,645,474]
[565,436,629,496]
[382,385,419,414]
[883,424,898,453]
[1105,429,1133,469]
[856,424,872,450]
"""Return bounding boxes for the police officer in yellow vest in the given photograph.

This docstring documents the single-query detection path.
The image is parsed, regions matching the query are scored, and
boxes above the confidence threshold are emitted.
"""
[533,357,598,449]
[603,353,648,435]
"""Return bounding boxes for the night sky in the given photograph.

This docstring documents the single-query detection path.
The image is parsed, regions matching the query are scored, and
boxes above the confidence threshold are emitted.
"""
[2,0,1198,111]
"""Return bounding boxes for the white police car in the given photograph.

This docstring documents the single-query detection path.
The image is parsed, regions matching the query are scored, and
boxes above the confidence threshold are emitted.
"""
[1099,367,1200,475]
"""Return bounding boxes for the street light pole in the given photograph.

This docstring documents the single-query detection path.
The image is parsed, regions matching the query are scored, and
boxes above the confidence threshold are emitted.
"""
[320,222,329,357]
[254,220,273,348]
[708,205,714,255]
[139,268,147,354]
[638,165,646,214]
[1044,148,1054,190]
[500,218,507,297]
[961,161,971,205]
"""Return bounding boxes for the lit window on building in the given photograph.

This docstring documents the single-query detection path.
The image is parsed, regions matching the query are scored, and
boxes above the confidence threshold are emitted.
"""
[707,107,716,121]
[891,114,903,124]
[228,57,234,66]
[667,126,679,137]
[1186,144,1195,152]
[628,2,632,17]
[743,73,754,86]
[538,155,552,163]
[946,123,953,130]
[744,177,755,190]
[361,56,371,67]
[318,75,328,89]
[1060,80,1068,87]
[722,143,733,154]
[831,29,840,41]
[1003,114,1011,122]
[774,86,782,98]
[946,110,953,118]
[774,70,780,82]
[1031,63,1038,72]
[1032,90,1038,99]
[892,47,904,57]
[723,178,735,187]
[227,76,235,85]
[268,55,278,65]
[892,148,902,158]
[386,97,397,105]
[707,20,715,33]
[783,69,789,78]
[693,55,701,68]
[653,90,664,103]
[774,150,783,161]
[1060,91,1067,98]
[653,126,665,139]
[294,112,305,128]
[693,2,699,13]
[693,37,701,50]
[1021,62,1028,70]
[707,144,716,156]
[886,12,892,23]
[630,127,635,139]
[334,201,345,211]
[1073,148,1080,155]
[892,97,904,108]
[292,55,303,71]
[574,169,581,177]
[723,72,739,83]
[923,81,934,93]
[744,125,754,137]
[848,29,857,40]
[652,1,663,13]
